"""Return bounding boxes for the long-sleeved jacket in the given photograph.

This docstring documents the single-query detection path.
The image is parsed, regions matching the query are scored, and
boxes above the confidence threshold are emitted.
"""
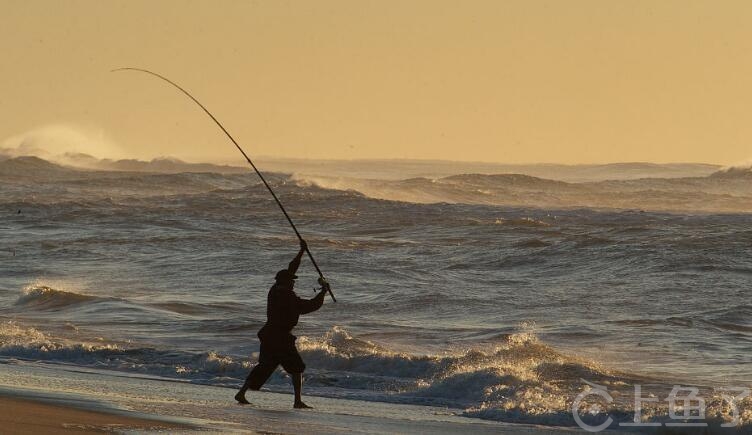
[258,251,325,343]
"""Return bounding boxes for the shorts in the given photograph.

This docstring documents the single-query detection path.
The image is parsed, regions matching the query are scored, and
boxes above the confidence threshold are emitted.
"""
[258,340,306,374]
[243,336,306,390]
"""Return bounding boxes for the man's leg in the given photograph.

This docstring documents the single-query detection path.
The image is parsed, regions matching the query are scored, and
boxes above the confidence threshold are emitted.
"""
[279,346,310,408]
[291,372,311,408]
[236,349,278,404]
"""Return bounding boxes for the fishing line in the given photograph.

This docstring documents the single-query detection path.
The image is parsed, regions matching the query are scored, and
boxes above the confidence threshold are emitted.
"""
[113,67,336,302]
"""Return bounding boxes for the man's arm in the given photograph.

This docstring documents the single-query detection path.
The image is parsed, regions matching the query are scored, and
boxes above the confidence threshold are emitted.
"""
[297,285,327,315]
[287,239,307,275]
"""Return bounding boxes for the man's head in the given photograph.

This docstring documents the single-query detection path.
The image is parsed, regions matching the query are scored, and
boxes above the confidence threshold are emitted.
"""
[275,269,297,287]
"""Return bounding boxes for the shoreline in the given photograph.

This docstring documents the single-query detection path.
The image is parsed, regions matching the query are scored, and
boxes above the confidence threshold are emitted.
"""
[0,360,588,434]
[0,353,747,434]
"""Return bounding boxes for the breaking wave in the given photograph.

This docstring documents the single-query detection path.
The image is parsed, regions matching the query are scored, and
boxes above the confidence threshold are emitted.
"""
[1,322,750,428]
[710,164,752,179]
[15,285,103,310]
[290,171,752,213]
[12,284,245,323]
[0,321,252,382]
[3,155,752,211]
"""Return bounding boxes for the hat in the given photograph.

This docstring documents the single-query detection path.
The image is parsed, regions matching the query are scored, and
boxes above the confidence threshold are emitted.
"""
[275,269,298,282]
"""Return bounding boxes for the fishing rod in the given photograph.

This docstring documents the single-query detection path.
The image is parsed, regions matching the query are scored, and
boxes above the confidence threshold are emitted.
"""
[113,67,336,302]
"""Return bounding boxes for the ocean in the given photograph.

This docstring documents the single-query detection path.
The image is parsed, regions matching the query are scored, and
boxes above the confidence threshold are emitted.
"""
[1,155,751,430]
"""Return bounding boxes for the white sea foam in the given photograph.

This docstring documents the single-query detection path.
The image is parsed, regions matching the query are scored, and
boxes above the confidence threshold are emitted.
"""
[1,321,750,429]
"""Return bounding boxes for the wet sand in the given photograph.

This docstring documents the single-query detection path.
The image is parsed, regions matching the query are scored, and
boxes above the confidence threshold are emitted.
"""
[0,361,606,434]
[0,396,191,434]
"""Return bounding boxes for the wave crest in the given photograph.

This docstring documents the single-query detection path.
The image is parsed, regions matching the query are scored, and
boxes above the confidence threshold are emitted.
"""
[2,322,749,428]
[15,285,100,310]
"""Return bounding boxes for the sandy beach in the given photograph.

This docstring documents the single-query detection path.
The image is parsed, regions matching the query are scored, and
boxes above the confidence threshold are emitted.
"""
[0,359,588,434]
[0,393,578,435]
[0,396,191,434]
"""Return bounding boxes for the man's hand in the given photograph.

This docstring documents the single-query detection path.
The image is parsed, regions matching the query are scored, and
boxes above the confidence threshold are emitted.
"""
[299,239,308,252]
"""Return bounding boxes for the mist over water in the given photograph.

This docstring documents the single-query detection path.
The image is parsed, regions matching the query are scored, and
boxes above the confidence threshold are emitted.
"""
[1,155,751,428]
[1,124,126,161]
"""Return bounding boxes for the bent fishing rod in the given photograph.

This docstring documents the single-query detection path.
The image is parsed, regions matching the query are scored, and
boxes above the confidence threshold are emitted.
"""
[112,67,336,302]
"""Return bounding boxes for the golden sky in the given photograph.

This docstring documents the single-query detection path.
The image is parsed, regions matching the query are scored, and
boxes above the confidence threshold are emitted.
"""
[1,0,751,164]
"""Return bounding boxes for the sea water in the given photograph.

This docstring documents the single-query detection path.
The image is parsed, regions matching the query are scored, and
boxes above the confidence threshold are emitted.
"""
[1,156,751,429]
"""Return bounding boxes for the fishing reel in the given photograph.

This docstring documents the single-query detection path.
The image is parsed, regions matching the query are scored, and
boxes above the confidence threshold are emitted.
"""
[313,276,331,294]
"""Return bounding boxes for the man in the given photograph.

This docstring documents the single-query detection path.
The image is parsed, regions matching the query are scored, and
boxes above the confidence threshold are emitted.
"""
[235,239,329,408]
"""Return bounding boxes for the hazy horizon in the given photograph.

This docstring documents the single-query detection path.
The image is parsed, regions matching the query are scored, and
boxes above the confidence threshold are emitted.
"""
[0,141,729,168]
[0,124,739,168]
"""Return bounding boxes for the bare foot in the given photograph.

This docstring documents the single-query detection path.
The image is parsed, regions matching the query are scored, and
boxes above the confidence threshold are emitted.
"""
[294,401,312,409]
[235,391,250,405]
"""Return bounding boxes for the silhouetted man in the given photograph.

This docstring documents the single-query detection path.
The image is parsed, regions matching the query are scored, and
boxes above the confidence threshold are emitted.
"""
[235,239,329,408]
